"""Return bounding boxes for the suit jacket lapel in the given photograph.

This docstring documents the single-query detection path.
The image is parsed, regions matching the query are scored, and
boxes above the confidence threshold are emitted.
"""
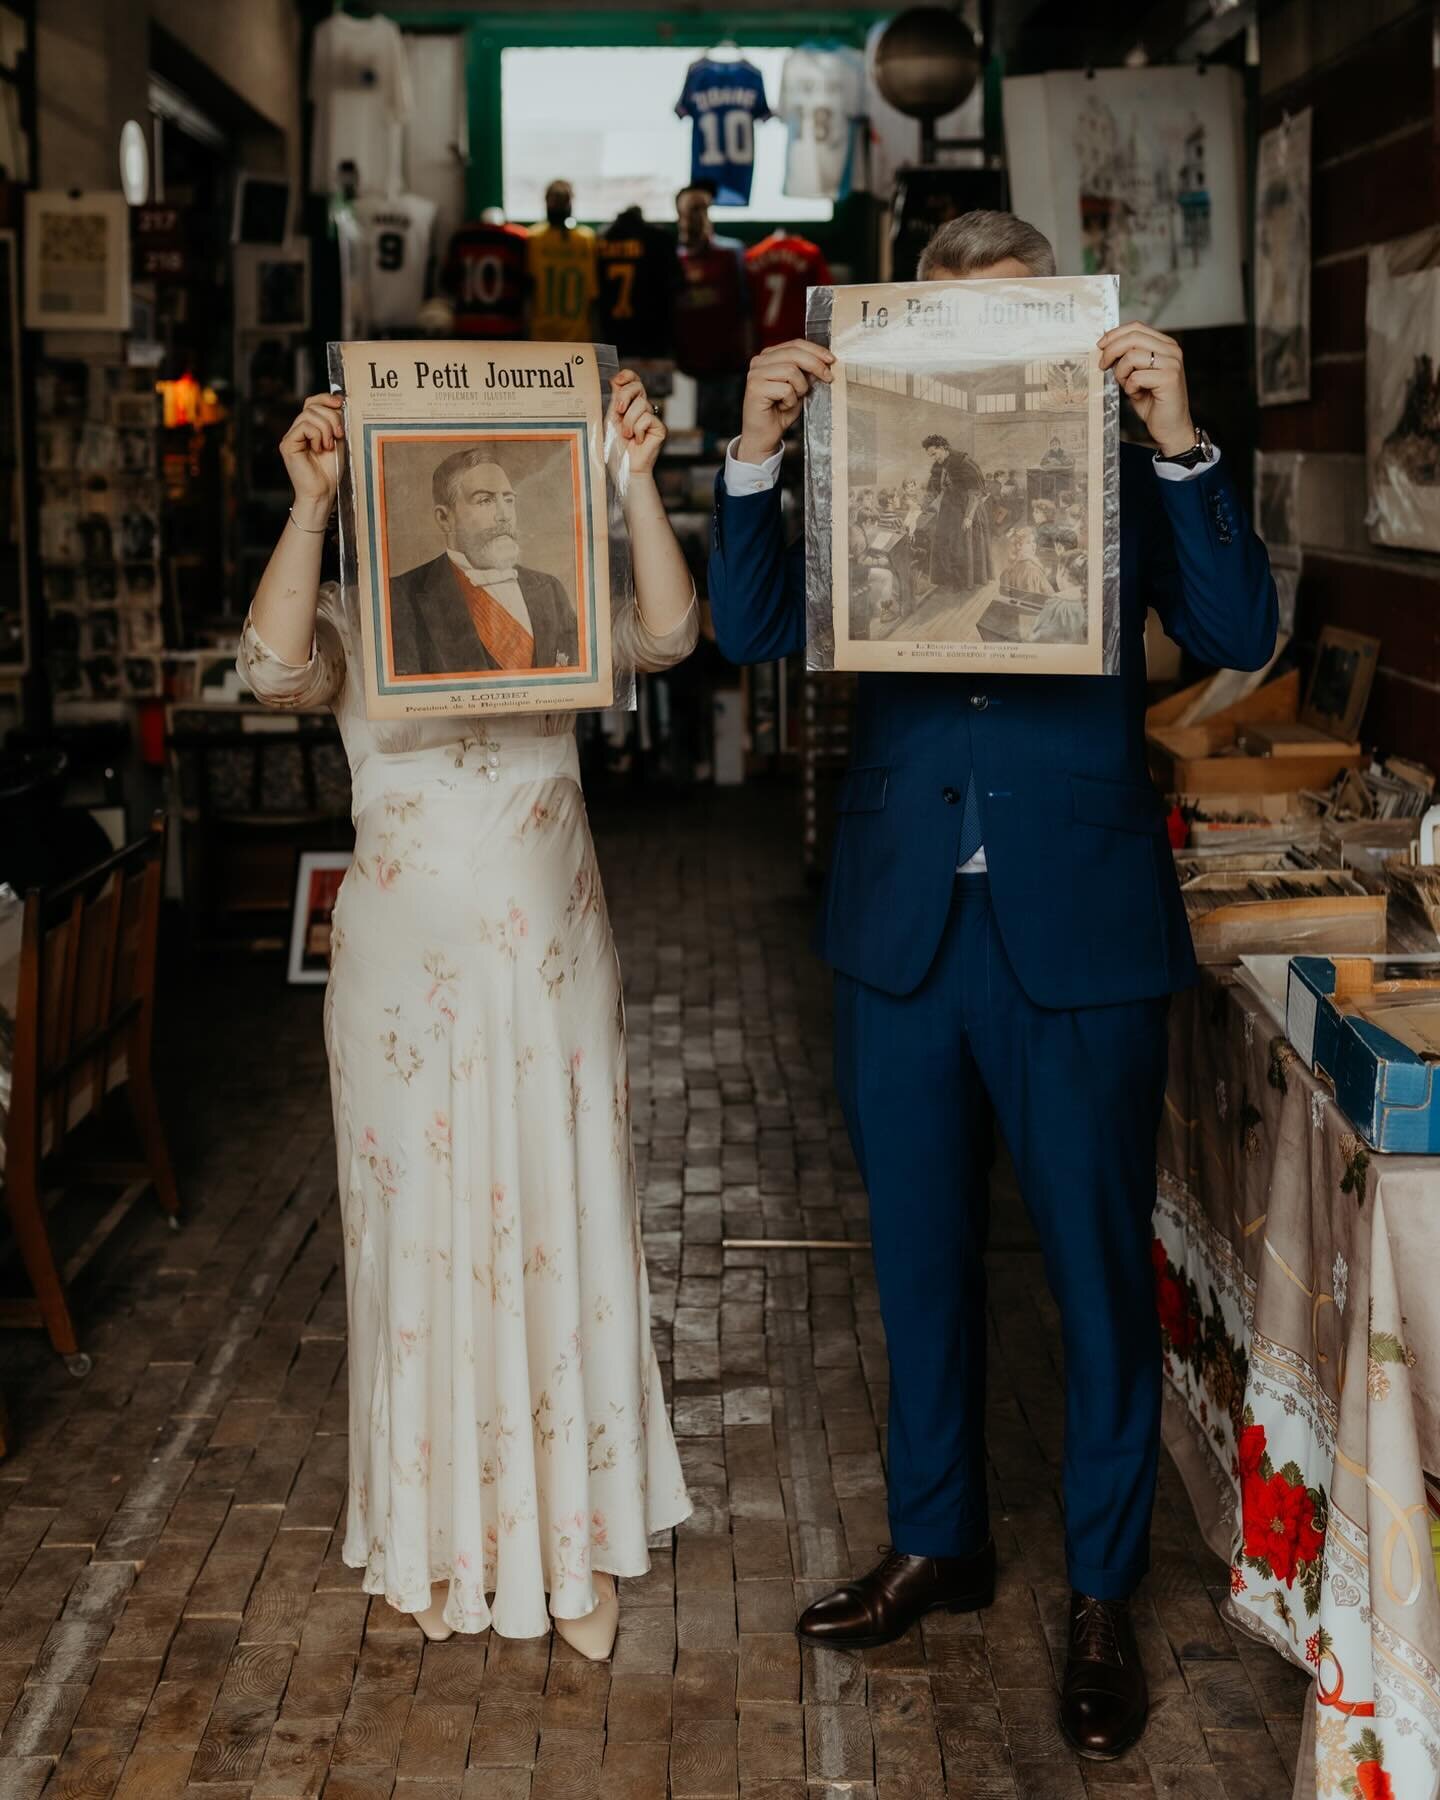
[518,569,557,668]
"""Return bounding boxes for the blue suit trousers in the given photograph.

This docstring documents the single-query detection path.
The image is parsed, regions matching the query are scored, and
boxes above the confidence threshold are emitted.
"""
[833,876,1170,1601]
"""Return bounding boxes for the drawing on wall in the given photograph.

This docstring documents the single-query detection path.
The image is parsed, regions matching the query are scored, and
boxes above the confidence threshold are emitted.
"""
[1252,450,1302,571]
[1367,228,1440,553]
[1003,67,1246,332]
[1255,108,1311,406]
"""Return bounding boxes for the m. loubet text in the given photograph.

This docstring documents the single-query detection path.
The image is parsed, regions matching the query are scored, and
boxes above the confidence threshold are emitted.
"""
[367,357,580,391]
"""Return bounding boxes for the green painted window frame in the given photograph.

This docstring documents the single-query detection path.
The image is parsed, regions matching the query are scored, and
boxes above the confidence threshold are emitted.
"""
[358,9,891,262]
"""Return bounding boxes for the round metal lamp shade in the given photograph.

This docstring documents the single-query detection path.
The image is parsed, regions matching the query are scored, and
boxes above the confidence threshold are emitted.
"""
[872,7,981,121]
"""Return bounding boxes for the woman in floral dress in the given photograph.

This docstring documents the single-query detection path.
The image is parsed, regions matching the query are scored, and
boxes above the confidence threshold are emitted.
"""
[239,376,695,1657]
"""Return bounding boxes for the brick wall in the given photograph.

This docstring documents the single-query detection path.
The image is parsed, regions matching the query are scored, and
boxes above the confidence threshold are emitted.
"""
[1258,1,1440,766]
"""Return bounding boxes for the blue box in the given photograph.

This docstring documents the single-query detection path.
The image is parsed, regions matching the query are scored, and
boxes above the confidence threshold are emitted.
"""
[1335,1016,1440,1154]
[1287,955,1440,1079]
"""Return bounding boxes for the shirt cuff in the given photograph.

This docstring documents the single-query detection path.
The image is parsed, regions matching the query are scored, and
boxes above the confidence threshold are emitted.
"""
[1153,445,1222,482]
[724,438,784,497]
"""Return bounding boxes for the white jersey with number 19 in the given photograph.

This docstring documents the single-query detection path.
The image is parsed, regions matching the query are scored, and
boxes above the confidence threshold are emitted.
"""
[352,193,437,330]
[779,47,866,202]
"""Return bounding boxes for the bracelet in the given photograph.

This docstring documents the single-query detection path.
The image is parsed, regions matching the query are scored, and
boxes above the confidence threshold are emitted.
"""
[289,505,330,535]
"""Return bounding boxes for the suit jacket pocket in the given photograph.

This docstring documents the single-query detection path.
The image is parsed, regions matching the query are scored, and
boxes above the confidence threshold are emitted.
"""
[1070,773,1165,835]
[834,766,889,814]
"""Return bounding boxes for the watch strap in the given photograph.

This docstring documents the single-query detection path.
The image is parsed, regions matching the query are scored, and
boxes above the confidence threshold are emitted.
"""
[1155,428,1214,470]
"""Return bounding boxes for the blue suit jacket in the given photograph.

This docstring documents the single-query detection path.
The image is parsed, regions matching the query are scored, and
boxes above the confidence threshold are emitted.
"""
[708,445,1278,1010]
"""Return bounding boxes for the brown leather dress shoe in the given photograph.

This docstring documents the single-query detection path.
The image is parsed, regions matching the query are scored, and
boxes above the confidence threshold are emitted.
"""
[1059,1593,1148,1760]
[796,1541,995,1649]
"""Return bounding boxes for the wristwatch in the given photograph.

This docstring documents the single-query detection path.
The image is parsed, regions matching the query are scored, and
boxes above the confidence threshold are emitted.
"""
[1155,427,1215,470]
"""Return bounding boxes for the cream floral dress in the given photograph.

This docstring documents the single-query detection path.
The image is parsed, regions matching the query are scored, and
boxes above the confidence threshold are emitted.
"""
[237,579,696,1637]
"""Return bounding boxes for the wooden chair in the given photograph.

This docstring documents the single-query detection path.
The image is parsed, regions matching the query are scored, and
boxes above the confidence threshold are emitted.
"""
[0,815,179,1375]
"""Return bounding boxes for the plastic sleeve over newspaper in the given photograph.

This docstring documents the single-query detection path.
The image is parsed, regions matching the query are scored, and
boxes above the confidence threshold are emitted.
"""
[326,340,637,715]
[803,278,1121,677]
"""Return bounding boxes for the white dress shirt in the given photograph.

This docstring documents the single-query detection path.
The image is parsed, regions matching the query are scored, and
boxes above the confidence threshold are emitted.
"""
[446,548,534,637]
[722,439,1221,872]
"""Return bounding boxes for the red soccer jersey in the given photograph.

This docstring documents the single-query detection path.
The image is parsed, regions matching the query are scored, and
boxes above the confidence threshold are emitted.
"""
[443,220,529,339]
[745,233,833,350]
[675,238,752,376]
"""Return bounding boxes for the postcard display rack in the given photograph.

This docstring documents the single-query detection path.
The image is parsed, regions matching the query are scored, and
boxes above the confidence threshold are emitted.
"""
[37,358,165,706]
[804,276,1121,677]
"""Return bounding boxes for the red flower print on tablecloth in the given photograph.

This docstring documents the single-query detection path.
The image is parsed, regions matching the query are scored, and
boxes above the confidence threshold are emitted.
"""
[1355,1759,1395,1800]
[1242,1469,1324,1585]
[1236,1415,1327,1612]
[1152,1237,1197,1354]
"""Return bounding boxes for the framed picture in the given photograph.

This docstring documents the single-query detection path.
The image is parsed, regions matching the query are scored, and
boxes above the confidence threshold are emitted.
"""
[1301,627,1380,743]
[235,241,310,331]
[232,172,292,246]
[807,276,1120,676]
[1255,109,1312,407]
[24,191,130,331]
[333,338,616,719]
[288,851,351,984]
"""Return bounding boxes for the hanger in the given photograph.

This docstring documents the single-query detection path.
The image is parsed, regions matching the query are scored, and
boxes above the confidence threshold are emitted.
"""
[708,36,742,60]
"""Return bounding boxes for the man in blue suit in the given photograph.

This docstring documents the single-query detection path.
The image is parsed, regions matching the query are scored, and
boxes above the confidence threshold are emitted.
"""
[707,211,1277,1760]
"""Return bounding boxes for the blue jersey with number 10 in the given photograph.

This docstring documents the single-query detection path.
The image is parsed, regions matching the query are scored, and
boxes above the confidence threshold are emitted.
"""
[676,57,771,207]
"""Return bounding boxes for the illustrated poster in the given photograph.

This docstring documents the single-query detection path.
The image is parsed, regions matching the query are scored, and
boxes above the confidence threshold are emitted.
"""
[1366,229,1440,553]
[334,340,613,718]
[811,276,1118,676]
[1255,109,1311,406]
[1003,68,1246,332]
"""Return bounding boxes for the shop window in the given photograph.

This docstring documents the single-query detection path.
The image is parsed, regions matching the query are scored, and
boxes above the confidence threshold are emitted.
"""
[501,47,835,225]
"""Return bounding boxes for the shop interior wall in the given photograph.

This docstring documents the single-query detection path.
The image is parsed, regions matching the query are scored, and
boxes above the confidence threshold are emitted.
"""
[360,6,899,272]
[1257,0,1440,768]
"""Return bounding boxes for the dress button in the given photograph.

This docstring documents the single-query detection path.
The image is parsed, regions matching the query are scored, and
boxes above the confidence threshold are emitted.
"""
[942,787,960,804]
[486,769,498,784]
[971,694,988,710]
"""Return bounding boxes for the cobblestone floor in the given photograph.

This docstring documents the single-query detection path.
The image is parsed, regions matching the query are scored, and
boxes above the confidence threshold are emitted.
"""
[0,785,1309,1798]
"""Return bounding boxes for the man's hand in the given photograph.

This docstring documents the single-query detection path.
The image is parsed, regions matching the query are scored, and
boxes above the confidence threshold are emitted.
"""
[737,340,835,465]
[1097,322,1196,457]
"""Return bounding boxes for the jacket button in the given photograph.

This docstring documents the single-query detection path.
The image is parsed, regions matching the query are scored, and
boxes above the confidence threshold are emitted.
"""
[942,787,960,804]
[971,694,988,710]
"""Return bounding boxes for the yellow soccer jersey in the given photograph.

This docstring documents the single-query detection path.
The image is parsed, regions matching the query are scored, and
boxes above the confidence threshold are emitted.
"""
[526,223,598,342]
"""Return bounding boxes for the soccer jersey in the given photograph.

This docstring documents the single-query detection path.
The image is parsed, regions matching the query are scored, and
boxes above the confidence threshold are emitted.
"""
[444,220,529,339]
[526,223,598,343]
[308,12,410,196]
[352,193,436,329]
[596,207,680,357]
[675,57,770,207]
[779,47,866,201]
[745,232,832,349]
[675,237,751,376]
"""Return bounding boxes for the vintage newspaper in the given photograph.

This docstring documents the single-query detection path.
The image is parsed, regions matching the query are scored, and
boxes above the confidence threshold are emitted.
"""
[332,340,615,719]
[805,276,1120,677]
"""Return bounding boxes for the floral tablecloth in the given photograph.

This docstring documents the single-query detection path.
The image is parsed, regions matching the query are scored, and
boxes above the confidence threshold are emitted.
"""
[1157,973,1440,1800]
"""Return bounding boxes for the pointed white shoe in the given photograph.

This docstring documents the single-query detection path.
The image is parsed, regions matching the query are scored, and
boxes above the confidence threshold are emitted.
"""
[553,1573,619,1661]
[413,1584,453,1643]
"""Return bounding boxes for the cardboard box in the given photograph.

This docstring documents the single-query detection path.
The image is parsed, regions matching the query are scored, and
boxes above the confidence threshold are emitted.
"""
[1147,668,1366,794]
[1182,872,1385,964]
[1286,954,1440,1081]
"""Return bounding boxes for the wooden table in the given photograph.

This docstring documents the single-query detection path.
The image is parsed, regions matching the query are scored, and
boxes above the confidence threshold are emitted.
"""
[1157,966,1440,1800]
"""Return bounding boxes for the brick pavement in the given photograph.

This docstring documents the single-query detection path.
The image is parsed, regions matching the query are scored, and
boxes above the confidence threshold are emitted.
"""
[0,786,1309,1798]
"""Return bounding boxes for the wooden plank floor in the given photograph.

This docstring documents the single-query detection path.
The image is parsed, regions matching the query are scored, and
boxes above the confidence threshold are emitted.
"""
[0,788,1310,1799]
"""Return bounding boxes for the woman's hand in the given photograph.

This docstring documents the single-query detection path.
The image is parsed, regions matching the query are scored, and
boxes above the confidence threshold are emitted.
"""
[1097,322,1195,457]
[609,370,666,480]
[280,394,345,524]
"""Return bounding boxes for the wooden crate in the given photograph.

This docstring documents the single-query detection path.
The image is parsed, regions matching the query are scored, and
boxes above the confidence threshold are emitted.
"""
[1181,870,1387,963]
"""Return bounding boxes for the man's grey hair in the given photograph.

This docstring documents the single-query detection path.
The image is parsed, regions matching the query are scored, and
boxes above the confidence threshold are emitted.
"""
[432,446,510,511]
[918,209,1057,280]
